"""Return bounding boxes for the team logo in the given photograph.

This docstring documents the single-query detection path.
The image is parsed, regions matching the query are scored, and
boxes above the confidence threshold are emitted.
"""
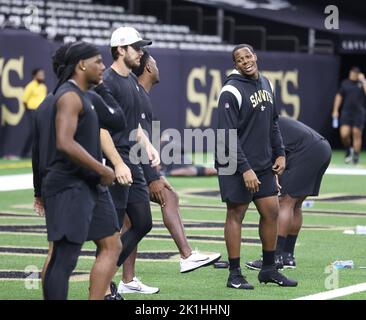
[225,102,230,109]
[260,105,266,111]
[108,107,115,114]
[90,105,95,110]
[141,113,146,119]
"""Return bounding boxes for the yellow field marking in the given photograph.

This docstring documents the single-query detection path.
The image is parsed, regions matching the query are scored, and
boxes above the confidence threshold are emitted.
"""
[12,204,34,210]
[0,162,32,170]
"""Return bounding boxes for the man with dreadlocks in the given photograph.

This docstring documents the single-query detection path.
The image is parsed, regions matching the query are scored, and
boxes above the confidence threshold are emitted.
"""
[40,42,122,300]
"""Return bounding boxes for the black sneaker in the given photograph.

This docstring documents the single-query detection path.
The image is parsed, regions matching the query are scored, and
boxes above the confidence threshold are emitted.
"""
[258,265,298,287]
[104,281,124,300]
[353,152,359,165]
[275,254,284,270]
[227,268,254,290]
[344,148,354,164]
[246,256,283,271]
[282,252,296,269]
[245,258,263,271]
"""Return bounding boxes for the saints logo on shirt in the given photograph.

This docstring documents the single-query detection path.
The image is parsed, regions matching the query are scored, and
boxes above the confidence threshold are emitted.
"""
[250,90,273,108]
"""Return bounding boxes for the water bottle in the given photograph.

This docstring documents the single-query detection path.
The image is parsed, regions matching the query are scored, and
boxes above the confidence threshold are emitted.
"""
[332,260,354,269]
[356,225,366,235]
[332,117,339,129]
[302,200,314,208]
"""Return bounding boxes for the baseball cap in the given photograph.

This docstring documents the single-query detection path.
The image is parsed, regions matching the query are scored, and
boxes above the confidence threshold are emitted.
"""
[110,26,152,48]
[350,66,361,73]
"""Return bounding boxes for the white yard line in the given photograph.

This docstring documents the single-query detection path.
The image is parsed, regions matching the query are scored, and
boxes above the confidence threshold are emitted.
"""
[294,283,366,300]
[1,167,366,192]
[0,174,33,191]
[326,167,366,175]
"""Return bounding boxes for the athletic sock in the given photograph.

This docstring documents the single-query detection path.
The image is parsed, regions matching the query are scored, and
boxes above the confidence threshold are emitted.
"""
[275,235,286,255]
[262,250,275,267]
[229,257,240,270]
[284,234,298,255]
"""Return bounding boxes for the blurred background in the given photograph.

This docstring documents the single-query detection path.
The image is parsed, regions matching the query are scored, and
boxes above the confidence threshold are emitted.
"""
[1,0,366,157]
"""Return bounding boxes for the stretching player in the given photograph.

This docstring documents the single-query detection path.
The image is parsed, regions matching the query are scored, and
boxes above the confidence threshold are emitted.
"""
[216,44,297,289]
[246,116,332,270]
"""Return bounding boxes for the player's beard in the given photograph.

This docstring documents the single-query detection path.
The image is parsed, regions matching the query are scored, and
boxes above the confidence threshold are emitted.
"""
[124,55,140,70]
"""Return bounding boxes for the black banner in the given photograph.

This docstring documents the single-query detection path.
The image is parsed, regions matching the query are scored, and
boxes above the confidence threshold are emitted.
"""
[0,30,56,157]
[339,34,366,54]
[0,30,340,156]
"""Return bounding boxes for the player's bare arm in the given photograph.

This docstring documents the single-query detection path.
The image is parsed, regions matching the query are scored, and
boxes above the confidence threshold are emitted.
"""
[100,128,132,186]
[56,91,115,186]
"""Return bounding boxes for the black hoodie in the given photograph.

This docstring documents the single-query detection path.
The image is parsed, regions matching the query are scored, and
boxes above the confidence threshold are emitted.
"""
[215,70,285,174]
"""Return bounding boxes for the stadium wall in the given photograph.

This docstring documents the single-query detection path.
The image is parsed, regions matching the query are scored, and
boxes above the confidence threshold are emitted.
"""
[0,30,340,156]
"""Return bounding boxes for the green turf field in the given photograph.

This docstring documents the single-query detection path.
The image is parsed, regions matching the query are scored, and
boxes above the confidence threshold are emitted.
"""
[0,151,366,300]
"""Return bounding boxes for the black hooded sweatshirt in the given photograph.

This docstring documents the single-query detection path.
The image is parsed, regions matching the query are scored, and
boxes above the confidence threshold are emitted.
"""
[215,70,285,174]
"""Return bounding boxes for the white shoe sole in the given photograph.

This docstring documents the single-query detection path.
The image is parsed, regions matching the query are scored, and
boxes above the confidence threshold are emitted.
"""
[118,286,160,294]
[245,263,261,271]
[180,253,221,273]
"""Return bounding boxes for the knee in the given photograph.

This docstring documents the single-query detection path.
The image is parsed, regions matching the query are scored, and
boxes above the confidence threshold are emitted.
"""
[165,188,179,206]
[65,253,79,274]
[227,207,245,223]
[98,236,123,261]
[115,237,123,256]
[263,208,279,222]
[171,190,179,205]
[138,218,152,237]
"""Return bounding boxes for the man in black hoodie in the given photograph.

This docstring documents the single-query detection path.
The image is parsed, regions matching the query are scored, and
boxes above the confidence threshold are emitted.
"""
[216,44,297,289]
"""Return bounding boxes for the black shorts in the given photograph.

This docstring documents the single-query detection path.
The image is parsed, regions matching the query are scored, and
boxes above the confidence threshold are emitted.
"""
[127,162,150,204]
[87,188,120,241]
[340,112,365,129]
[218,168,278,204]
[280,139,331,197]
[44,181,119,244]
[107,153,149,208]
[108,183,129,210]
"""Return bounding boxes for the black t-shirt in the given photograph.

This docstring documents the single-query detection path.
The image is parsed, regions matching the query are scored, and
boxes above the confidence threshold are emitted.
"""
[137,85,161,184]
[43,81,102,196]
[32,94,56,197]
[138,85,154,137]
[338,79,365,115]
[278,116,325,156]
[32,84,126,197]
[103,68,141,157]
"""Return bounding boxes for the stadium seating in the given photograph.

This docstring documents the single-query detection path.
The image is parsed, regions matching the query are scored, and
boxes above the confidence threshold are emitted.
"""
[0,0,231,50]
[1,0,337,53]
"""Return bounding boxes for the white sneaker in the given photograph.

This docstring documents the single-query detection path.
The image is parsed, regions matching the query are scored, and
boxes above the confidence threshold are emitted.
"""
[117,277,160,294]
[180,250,221,273]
